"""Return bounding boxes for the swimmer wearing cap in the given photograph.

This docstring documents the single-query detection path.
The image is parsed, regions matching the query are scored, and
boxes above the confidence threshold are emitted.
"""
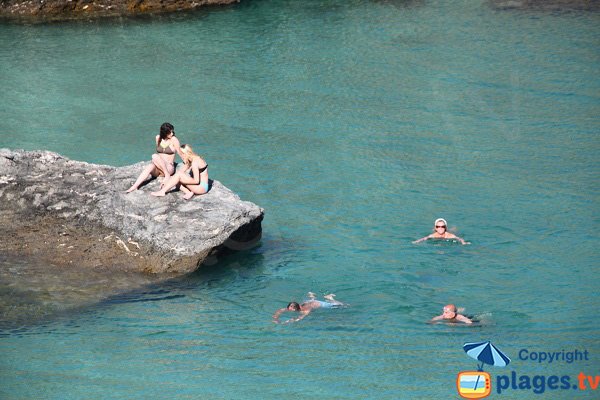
[429,304,473,324]
[413,218,470,245]
[272,293,345,324]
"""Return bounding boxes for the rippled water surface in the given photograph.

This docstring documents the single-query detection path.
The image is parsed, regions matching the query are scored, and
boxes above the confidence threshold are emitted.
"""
[1,0,599,398]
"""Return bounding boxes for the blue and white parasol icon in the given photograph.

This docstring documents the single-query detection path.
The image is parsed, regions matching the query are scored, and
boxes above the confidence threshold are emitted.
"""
[463,341,511,371]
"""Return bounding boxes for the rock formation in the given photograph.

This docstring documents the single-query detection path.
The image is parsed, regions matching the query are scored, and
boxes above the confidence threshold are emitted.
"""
[0,0,240,22]
[0,149,264,274]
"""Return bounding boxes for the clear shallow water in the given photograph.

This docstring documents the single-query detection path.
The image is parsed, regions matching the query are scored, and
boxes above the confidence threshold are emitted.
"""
[1,0,599,398]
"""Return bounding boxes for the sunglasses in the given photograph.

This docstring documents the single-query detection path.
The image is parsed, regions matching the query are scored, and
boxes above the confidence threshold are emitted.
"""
[435,225,446,229]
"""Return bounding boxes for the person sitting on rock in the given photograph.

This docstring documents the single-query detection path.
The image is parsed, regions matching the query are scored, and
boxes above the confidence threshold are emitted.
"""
[272,293,345,324]
[151,144,208,200]
[413,218,470,245]
[126,122,182,193]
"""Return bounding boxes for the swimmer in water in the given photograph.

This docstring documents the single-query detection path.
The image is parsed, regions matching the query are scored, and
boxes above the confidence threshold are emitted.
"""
[429,304,473,324]
[413,218,470,245]
[272,293,345,324]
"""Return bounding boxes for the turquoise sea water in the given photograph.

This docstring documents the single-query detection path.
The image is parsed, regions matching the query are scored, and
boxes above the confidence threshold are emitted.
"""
[1,0,599,398]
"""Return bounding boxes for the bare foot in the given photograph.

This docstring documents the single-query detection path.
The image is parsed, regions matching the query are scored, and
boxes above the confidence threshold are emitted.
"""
[324,294,336,301]
[182,192,194,200]
[307,292,316,300]
[159,175,170,189]
[150,191,165,197]
[125,186,137,193]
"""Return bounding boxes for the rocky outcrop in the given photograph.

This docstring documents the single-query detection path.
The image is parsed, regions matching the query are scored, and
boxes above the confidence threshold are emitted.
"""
[0,149,263,274]
[0,0,240,22]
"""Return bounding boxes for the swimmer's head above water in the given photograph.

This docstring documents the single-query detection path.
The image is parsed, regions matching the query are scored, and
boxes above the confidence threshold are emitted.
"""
[430,304,473,324]
[287,302,301,311]
[442,304,458,319]
[413,218,470,245]
[434,218,447,232]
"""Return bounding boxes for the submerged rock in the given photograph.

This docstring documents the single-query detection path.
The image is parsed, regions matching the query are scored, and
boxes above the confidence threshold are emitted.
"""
[488,0,600,11]
[0,149,263,274]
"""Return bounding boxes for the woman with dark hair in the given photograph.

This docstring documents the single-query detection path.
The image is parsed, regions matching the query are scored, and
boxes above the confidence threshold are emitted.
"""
[272,293,345,324]
[150,144,209,200]
[126,122,182,193]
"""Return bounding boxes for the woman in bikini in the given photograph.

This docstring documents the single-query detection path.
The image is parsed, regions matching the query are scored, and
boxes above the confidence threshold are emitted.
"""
[126,122,182,193]
[151,144,208,200]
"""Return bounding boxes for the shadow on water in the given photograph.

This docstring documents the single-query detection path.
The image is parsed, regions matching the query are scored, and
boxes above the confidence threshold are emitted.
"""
[108,246,270,302]
[370,0,425,8]
[487,0,600,12]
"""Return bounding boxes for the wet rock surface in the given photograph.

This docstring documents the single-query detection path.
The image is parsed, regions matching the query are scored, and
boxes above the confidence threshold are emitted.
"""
[0,149,264,274]
[0,0,240,22]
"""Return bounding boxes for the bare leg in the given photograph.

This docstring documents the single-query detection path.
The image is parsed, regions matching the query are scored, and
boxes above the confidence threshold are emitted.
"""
[151,154,173,185]
[151,172,183,196]
[182,182,208,196]
[324,294,343,306]
[126,163,158,193]
[180,185,194,200]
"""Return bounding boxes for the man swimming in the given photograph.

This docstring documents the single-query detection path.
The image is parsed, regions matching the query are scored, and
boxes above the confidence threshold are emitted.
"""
[429,304,473,324]
[272,293,345,324]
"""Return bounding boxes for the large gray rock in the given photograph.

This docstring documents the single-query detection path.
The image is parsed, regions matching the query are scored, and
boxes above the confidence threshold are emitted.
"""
[0,149,263,274]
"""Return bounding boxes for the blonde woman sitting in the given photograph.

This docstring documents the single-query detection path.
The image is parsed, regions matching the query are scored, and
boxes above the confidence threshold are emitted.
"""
[151,144,209,200]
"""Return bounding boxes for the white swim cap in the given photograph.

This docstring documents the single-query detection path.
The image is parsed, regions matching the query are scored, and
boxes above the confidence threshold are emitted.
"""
[434,218,447,226]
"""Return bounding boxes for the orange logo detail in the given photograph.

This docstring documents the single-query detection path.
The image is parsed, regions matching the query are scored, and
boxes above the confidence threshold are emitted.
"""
[456,371,492,399]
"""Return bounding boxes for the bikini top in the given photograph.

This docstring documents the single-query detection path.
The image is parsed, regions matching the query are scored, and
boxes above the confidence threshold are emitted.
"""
[187,159,208,173]
[156,140,175,155]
